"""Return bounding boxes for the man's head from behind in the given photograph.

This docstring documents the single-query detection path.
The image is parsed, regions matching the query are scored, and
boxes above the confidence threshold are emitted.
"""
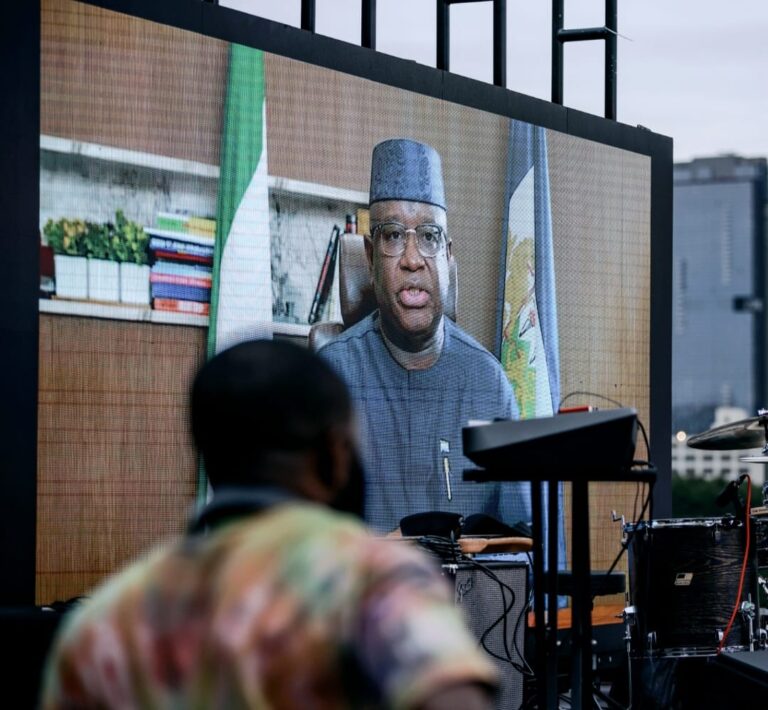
[366,139,453,352]
[191,340,363,516]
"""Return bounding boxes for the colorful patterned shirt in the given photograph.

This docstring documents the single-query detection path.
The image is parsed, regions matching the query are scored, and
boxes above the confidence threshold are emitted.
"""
[42,501,497,708]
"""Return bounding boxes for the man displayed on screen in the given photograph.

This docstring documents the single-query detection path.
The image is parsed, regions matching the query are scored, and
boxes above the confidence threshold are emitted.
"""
[41,340,497,710]
[320,138,530,533]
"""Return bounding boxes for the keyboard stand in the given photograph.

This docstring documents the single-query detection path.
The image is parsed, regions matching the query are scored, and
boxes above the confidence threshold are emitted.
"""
[464,467,655,710]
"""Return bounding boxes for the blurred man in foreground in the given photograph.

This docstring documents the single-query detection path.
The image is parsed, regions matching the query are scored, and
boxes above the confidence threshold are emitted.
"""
[41,340,497,709]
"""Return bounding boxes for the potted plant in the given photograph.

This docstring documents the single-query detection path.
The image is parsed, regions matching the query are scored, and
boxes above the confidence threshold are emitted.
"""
[113,210,150,305]
[43,218,89,300]
[83,220,120,302]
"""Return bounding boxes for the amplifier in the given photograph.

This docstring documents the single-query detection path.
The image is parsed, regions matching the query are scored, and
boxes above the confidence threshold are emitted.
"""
[444,561,528,709]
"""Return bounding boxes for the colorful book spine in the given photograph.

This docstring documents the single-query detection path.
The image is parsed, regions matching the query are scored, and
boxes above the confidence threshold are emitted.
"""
[153,298,210,316]
[146,227,214,247]
[151,282,211,303]
[151,250,213,265]
[148,236,215,258]
[150,272,212,289]
[151,261,213,277]
[154,213,188,233]
[186,216,216,238]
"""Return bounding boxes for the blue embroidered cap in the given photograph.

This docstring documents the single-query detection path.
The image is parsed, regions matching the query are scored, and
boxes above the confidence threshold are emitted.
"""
[369,139,446,210]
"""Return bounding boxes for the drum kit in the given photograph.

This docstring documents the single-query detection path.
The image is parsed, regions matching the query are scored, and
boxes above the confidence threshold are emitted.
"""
[624,410,768,658]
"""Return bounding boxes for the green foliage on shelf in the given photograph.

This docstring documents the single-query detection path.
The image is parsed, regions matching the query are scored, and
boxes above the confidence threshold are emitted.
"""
[43,218,88,257]
[111,210,149,266]
[43,211,148,264]
[82,221,111,260]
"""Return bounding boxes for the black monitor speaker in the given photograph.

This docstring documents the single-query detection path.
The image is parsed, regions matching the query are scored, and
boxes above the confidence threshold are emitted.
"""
[444,561,528,709]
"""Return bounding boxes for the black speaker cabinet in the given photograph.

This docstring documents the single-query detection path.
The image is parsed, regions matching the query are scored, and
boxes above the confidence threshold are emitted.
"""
[444,561,528,710]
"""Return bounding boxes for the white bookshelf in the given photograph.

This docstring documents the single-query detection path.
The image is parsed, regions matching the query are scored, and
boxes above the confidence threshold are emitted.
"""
[39,299,312,337]
[40,135,368,203]
[40,135,220,179]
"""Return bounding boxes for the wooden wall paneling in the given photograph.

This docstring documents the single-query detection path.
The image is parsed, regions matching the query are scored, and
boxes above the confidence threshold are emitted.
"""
[41,0,228,166]
[548,131,651,600]
[36,315,205,603]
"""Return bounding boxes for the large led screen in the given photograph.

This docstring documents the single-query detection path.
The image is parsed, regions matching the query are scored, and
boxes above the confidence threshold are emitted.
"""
[38,0,651,603]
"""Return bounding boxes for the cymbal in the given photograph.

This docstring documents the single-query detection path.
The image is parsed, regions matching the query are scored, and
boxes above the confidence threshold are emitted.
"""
[740,455,768,463]
[687,414,768,450]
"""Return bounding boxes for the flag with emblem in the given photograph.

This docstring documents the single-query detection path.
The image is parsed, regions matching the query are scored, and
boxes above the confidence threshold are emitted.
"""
[498,120,560,418]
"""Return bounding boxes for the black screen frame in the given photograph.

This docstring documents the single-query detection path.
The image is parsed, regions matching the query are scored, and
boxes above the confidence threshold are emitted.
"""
[2,0,672,604]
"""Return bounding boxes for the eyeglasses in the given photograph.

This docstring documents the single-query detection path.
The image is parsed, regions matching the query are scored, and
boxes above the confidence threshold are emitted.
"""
[370,222,447,258]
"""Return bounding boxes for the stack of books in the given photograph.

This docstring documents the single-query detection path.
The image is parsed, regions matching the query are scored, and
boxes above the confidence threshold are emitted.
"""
[147,212,215,316]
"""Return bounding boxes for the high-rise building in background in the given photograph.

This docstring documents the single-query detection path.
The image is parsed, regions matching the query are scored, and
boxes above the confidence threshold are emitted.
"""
[672,155,767,440]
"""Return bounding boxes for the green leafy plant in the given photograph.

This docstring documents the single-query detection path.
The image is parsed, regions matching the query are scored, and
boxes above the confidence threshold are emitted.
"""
[112,210,149,266]
[82,221,111,260]
[43,218,88,257]
[44,211,149,264]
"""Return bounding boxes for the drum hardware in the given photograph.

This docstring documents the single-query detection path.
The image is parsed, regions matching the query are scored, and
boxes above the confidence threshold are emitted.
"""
[621,602,635,704]
[621,604,636,655]
[611,510,631,555]
[611,510,625,529]
[740,455,768,463]
[741,598,757,650]
[758,576,768,649]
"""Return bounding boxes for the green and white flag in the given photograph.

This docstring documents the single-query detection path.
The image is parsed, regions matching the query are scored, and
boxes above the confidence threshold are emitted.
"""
[207,44,272,359]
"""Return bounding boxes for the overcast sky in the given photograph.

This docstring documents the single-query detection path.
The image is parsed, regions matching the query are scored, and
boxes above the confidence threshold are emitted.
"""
[222,1,768,163]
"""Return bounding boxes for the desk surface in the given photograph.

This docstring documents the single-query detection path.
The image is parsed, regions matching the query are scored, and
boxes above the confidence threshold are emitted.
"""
[528,603,624,629]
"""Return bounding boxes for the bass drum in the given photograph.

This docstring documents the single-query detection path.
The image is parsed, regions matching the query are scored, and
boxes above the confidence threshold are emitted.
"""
[626,517,757,657]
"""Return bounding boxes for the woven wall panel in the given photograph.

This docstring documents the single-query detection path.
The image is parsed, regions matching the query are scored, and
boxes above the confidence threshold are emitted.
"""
[41,0,228,166]
[549,132,651,604]
[36,315,205,604]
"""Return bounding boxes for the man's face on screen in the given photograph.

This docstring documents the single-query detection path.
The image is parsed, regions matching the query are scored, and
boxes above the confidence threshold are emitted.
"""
[367,200,451,351]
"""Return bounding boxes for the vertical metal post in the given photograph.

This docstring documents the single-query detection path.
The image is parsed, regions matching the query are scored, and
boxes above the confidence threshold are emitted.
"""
[530,481,551,709]
[552,0,564,104]
[546,482,560,707]
[301,0,316,32]
[436,0,450,72]
[492,0,506,87]
[605,0,617,119]
[362,0,376,50]
[570,479,593,709]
